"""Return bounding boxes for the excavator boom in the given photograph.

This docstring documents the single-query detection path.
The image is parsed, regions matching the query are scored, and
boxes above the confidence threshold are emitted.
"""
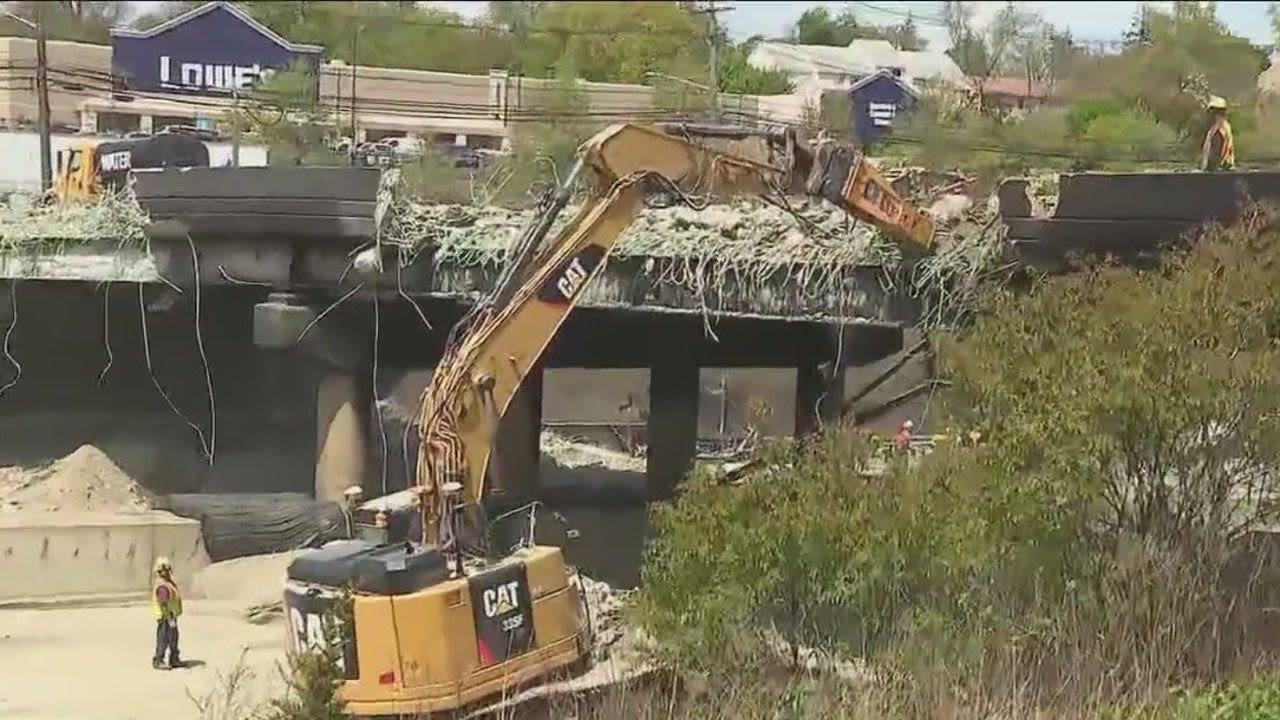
[390,122,935,545]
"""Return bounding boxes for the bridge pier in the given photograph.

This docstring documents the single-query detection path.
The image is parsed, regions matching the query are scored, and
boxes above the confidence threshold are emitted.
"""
[647,353,700,501]
[253,293,371,502]
[315,372,369,502]
[490,360,543,502]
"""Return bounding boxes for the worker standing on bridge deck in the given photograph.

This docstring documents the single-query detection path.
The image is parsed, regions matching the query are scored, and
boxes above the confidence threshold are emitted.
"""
[1201,96,1235,172]
[151,556,184,670]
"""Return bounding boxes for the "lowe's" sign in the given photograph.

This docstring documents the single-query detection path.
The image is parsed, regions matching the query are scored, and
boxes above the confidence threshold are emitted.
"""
[158,55,273,93]
[111,1,323,96]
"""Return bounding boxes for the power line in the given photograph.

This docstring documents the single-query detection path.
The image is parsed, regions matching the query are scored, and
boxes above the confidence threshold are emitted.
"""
[3,64,1271,168]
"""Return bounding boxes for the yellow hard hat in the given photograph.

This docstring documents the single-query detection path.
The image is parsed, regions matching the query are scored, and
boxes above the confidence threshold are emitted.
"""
[154,556,172,574]
[1206,95,1227,110]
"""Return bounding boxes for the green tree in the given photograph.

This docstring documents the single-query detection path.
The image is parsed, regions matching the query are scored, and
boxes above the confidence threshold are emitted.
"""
[639,210,1280,703]
[881,14,928,52]
[1069,4,1263,144]
[718,36,793,95]
[135,2,513,75]
[791,7,862,46]
[0,1,126,43]
[510,2,707,84]
[231,62,337,166]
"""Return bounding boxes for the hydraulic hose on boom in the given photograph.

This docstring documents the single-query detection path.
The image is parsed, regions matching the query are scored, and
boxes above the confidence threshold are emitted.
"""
[405,122,937,549]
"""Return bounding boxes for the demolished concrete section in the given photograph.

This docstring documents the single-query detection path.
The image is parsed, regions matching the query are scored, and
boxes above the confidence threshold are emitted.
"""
[386,199,892,267]
[0,174,1000,286]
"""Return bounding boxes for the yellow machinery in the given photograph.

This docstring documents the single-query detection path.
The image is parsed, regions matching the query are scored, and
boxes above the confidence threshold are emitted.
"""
[51,134,210,204]
[281,122,936,717]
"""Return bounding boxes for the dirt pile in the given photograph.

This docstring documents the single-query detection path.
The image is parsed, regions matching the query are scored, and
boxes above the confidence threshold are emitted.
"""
[0,445,151,513]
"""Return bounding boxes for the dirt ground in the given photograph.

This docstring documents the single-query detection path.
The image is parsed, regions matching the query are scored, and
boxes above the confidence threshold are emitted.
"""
[0,599,288,720]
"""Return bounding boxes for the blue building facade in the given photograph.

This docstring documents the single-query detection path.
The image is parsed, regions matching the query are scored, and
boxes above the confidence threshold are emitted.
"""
[847,70,919,146]
[109,2,324,96]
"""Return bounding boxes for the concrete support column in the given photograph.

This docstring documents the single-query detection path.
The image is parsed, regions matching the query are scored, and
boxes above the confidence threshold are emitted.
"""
[253,293,370,502]
[315,372,369,503]
[489,361,543,502]
[795,361,843,437]
[646,357,700,501]
[252,349,316,495]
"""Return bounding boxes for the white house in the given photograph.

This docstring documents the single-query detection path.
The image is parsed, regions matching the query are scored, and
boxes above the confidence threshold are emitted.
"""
[748,39,965,95]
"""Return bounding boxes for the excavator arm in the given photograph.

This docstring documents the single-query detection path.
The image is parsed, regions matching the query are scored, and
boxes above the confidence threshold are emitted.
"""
[405,123,935,547]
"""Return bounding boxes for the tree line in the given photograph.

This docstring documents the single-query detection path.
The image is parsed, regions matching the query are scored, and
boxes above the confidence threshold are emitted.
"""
[0,0,935,96]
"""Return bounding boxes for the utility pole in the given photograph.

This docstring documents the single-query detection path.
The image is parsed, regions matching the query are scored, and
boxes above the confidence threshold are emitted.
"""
[34,5,51,192]
[349,28,360,142]
[231,87,241,167]
[1,8,52,191]
[689,2,732,122]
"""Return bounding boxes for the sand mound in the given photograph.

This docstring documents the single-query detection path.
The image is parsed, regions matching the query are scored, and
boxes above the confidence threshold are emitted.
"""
[0,445,150,514]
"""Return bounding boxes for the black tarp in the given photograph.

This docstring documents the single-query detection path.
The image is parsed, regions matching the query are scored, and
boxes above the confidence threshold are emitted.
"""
[154,492,349,562]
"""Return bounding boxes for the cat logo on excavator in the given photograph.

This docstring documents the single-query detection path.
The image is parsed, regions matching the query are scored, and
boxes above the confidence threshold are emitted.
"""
[482,581,521,618]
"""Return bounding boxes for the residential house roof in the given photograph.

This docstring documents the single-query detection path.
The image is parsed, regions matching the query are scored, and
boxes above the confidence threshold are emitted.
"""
[971,76,1050,100]
[848,69,920,100]
[748,38,966,90]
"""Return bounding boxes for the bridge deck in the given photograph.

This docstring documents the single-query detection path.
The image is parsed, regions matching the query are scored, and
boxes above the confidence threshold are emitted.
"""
[0,240,911,325]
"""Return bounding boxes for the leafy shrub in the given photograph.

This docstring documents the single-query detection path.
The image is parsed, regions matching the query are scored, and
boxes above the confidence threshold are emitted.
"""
[638,209,1280,714]
[1067,98,1130,136]
[1106,676,1280,720]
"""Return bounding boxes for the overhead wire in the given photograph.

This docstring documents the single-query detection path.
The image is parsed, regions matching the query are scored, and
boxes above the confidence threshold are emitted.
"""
[0,280,20,397]
[1,61,1255,169]
[97,280,113,386]
[136,281,213,463]
[185,234,218,466]
[372,289,389,496]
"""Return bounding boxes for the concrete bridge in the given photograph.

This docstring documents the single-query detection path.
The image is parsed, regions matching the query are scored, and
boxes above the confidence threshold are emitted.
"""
[0,166,916,505]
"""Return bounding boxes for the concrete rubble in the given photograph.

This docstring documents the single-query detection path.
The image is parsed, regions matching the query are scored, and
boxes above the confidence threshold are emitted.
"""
[541,430,646,473]
[0,189,149,248]
[384,198,896,268]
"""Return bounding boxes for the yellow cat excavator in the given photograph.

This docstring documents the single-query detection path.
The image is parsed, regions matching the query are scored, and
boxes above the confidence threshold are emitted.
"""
[282,122,936,717]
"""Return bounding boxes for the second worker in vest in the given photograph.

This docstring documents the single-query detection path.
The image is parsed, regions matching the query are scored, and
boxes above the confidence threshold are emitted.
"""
[1201,96,1235,172]
[152,556,184,670]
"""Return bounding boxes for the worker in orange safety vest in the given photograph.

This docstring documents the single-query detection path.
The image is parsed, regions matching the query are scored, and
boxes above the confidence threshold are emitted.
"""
[1201,96,1235,172]
[893,420,914,451]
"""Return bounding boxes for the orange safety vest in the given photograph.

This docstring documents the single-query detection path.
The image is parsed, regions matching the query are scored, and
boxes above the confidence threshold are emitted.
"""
[1204,120,1235,170]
